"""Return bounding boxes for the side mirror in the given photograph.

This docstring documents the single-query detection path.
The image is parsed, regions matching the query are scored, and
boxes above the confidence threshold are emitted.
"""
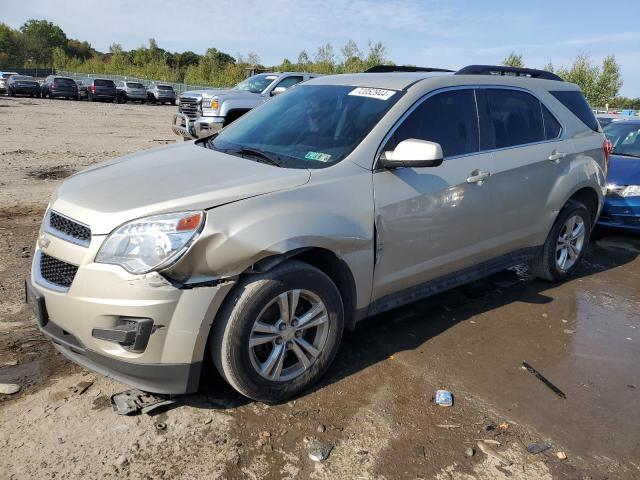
[271,86,286,96]
[379,139,444,168]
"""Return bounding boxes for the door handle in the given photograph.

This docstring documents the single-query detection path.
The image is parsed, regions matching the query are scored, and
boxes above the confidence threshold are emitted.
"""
[548,151,566,163]
[467,170,491,184]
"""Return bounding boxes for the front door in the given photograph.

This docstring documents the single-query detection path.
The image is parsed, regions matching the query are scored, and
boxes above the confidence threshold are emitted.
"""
[372,88,499,301]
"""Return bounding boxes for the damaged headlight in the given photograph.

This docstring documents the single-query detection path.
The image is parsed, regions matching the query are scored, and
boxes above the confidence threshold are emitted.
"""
[96,211,205,274]
[607,184,640,197]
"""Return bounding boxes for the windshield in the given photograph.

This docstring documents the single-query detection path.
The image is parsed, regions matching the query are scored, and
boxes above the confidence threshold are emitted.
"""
[234,74,278,94]
[95,79,115,87]
[604,122,640,158]
[127,82,144,88]
[206,85,403,169]
[13,76,34,81]
[2,73,18,79]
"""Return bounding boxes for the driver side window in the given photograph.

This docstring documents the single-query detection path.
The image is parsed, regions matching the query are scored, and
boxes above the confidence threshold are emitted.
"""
[275,76,303,90]
[385,89,479,158]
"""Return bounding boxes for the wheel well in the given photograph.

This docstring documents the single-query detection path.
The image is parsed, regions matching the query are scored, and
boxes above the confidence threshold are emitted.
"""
[568,187,599,223]
[224,109,250,126]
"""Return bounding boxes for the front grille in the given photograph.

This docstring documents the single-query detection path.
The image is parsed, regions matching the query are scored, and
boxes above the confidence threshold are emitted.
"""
[40,253,78,288]
[49,211,91,245]
[179,97,200,120]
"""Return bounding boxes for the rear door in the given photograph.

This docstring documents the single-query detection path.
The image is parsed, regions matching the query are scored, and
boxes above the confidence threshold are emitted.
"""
[475,87,570,250]
[372,88,499,300]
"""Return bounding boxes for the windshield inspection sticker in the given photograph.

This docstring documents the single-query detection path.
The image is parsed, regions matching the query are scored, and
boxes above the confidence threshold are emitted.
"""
[348,87,396,100]
[305,151,332,162]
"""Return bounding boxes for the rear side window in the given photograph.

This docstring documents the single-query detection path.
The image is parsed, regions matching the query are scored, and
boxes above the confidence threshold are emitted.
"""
[385,89,479,158]
[477,89,545,150]
[550,90,599,132]
[275,76,304,90]
[541,104,562,139]
[95,79,115,87]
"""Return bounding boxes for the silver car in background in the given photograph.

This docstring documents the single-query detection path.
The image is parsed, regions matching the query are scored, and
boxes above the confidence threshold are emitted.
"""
[173,72,318,139]
[147,83,176,105]
[116,81,148,103]
[27,65,607,403]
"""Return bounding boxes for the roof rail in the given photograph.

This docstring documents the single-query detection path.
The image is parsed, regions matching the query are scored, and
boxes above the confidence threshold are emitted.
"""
[365,65,454,74]
[455,65,563,81]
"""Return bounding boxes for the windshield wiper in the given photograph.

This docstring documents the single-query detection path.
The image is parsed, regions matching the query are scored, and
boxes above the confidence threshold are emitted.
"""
[228,147,283,167]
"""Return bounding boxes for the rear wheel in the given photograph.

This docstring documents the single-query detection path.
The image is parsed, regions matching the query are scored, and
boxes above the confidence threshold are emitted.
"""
[531,200,592,282]
[211,260,344,403]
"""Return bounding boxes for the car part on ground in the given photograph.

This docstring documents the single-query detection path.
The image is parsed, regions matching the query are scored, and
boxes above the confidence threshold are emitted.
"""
[27,64,606,402]
[172,72,319,139]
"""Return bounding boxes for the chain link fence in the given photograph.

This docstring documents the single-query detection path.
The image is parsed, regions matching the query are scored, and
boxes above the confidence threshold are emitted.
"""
[57,71,215,95]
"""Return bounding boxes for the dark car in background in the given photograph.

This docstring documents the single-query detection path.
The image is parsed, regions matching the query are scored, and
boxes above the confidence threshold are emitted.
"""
[7,75,41,97]
[0,71,19,94]
[116,81,147,103]
[79,78,117,102]
[599,119,640,232]
[147,83,176,104]
[41,75,79,100]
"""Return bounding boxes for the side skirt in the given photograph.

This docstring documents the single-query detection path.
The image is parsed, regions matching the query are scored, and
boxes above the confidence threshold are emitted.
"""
[359,247,538,320]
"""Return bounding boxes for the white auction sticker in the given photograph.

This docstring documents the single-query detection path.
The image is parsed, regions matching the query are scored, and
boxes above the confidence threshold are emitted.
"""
[348,87,396,100]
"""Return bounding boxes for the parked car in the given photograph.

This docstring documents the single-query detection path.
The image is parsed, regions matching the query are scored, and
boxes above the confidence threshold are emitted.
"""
[597,113,624,128]
[0,71,19,95]
[7,75,41,97]
[41,75,79,100]
[116,81,147,104]
[147,83,176,105]
[598,119,640,231]
[173,72,318,139]
[78,78,117,102]
[27,65,607,403]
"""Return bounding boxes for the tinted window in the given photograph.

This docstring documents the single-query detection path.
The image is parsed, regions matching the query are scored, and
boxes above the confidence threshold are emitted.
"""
[95,79,115,87]
[541,104,562,139]
[275,76,303,90]
[55,78,75,86]
[157,85,173,91]
[385,89,479,158]
[550,90,599,132]
[477,89,544,149]
[127,82,144,88]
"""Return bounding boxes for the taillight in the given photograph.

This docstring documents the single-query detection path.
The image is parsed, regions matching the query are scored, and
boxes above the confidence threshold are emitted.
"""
[603,138,612,170]
[90,85,95,94]
[52,82,57,89]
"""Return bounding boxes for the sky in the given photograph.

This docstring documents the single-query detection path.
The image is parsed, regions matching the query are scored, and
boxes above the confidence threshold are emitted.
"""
[2,0,639,96]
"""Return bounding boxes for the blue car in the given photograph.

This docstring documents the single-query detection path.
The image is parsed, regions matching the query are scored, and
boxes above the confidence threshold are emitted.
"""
[599,119,640,232]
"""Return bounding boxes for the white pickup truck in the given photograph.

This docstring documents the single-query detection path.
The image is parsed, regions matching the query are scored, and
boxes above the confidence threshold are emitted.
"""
[172,72,319,139]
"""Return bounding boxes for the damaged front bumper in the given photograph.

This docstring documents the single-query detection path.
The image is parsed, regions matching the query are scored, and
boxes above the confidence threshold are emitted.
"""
[26,241,234,394]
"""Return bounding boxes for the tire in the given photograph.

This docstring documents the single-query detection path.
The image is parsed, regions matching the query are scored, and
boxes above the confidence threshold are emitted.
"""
[211,260,344,403]
[531,200,592,282]
[171,100,176,106]
[89,93,94,102]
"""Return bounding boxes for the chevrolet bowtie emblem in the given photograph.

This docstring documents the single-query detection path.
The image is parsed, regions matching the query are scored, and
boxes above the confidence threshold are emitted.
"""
[38,233,51,250]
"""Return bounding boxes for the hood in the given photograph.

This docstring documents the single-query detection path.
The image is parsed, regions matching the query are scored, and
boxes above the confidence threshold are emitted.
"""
[51,142,310,234]
[608,154,640,186]
[181,88,231,99]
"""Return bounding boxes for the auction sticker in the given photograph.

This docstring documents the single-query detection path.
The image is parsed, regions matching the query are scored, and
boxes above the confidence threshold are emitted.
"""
[348,87,396,100]
[305,151,332,162]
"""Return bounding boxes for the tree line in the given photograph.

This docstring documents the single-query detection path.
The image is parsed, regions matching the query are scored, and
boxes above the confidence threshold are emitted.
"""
[1,19,636,108]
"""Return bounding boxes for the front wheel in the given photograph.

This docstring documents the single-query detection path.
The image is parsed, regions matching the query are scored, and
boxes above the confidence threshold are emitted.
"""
[531,200,592,282]
[211,260,344,403]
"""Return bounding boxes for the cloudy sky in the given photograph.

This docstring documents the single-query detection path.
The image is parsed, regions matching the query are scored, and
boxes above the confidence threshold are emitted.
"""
[3,0,639,96]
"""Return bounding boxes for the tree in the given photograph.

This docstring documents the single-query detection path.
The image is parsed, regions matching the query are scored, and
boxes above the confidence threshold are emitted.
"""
[314,43,335,64]
[502,51,524,68]
[555,53,622,106]
[595,55,622,107]
[365,41,387,66]
[0,23,20,68]
[19,19,68,67]
[246,51,261,67]
[341,40,362,62]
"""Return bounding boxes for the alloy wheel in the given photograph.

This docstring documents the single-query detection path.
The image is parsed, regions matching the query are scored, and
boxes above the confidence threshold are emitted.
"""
[556,215,586,271]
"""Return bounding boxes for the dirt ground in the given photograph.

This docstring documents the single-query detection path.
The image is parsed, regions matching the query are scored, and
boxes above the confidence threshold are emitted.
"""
[0,96,639,480]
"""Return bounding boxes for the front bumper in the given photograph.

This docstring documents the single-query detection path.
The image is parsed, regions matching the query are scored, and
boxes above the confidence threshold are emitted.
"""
[51,89,78,98]
[11,86,41,95]
[194,116,225,138]
[597,196,640,231]
[27,233,234,393]
[172,112,196,139]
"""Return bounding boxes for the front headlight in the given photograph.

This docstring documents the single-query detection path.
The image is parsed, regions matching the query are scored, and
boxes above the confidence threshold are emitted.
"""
[206,98,219,109]
[607,184,640,197]
[96,211,205,274]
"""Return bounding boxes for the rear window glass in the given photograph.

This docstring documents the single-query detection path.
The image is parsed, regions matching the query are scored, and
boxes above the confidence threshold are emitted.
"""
[541,104,562,139]
[127,82,144,88]
[477,89,545,149]
[55,78,76,86]
[2,73,17,79]
[386,89,479,158]
[13,76,34,81]
[95,79,115,87]
[550,90,599,132]
[157,85,173,91]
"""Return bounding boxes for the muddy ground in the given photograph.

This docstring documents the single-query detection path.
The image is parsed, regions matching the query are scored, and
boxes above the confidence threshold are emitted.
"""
[0,96,639,480]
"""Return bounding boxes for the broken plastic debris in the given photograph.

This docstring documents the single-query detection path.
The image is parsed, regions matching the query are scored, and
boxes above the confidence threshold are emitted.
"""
[435,390,453,407]
[522,362,566,399]
[111,388,177,415]
[0,383,21,395]
[527,443,551,454]
[498,421,509,431]
[556,451,567,460]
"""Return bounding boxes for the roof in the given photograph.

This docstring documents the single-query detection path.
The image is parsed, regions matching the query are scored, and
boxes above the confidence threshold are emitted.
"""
[306,72,452,90]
